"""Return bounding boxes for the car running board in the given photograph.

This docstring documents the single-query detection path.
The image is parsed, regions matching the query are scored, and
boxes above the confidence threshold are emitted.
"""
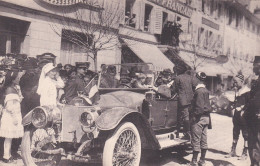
[156,132,190,150]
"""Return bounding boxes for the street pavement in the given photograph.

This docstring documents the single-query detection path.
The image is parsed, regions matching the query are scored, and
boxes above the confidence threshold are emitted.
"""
[0,113,251,166]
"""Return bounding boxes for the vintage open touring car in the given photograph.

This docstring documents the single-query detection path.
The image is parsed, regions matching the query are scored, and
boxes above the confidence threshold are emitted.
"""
[21,63,189,166]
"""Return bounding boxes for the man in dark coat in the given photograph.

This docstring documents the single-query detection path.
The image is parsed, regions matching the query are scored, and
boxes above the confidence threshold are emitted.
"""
[174,65,197,139]
[188,72,211,166]
[63,62,89,104]
[244,56,260,166]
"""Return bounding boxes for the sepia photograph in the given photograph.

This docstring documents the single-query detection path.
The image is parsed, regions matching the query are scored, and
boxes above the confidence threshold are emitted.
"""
[0,0,259,165]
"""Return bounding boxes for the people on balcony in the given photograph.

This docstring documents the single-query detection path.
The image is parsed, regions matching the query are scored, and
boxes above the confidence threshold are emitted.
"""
[129,14,136,28]
[161,20,183,47]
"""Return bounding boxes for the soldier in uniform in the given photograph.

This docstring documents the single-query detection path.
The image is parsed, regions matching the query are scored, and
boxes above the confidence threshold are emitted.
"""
[244,56,260,166]
[63,62,90,104]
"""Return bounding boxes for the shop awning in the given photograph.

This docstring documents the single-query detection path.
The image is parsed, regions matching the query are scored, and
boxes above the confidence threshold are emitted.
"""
[196,63,231,76]
[122,39,174,71]
[178,51,232,76]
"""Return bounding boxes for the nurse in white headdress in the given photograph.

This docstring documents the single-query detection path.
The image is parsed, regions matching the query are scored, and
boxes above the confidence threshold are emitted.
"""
[37,63,64,106]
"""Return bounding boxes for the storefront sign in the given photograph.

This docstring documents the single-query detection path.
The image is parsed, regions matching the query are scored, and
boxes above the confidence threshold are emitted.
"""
[40,0,100,7]
[148,0,193,18]
[202,17,219,30]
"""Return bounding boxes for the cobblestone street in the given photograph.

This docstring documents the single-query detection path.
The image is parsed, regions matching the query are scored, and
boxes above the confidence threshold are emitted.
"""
[0,113,251,166]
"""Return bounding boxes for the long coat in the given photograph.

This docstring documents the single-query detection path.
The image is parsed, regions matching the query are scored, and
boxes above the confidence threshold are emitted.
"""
[175,73,197,106]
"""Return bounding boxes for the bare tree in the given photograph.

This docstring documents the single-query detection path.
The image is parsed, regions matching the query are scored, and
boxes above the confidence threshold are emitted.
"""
[189,43,207,71]
[180,38,206,71]
[52,0,125,71]
[225,52,253,77]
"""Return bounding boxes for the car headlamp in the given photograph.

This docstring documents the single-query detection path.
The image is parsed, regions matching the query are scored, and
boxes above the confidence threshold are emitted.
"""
[31,107,48,128]
[80,112,94,127]
[80,110,99,133]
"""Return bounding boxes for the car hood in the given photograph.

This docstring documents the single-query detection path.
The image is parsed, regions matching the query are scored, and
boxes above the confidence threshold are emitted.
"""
[97,91,145,110]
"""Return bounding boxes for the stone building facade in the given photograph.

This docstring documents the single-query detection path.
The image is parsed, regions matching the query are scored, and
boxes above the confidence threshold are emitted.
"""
[0,0,122,71]
[1,0,259,89]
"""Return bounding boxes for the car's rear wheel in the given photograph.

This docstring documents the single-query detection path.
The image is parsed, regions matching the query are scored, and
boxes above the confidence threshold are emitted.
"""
[103,122,141,166]
[21,127,61,166]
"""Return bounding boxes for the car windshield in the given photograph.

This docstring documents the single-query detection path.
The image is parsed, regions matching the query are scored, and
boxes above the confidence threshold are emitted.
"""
[98,63,154,89]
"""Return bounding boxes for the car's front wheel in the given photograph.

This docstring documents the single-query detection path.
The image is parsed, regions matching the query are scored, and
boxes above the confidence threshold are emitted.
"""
[21,126,61,166]
[103,122,141,166]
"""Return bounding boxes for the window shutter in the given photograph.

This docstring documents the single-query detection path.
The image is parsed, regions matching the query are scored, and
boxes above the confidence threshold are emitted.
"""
[197,0,202,11]
[118,0,125,25]
[132,0,141,29]
[198,28,205,48]
[179,17,188,33]
[153,7,163,34]
[139,1,145,30]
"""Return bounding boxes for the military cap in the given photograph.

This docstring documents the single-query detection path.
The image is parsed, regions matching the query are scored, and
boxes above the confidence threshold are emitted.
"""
[75,62,90,69]
[196,72,207,81]
[254,56,260,63]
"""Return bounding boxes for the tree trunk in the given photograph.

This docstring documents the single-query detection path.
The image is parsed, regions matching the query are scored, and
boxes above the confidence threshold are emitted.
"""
[94,51,98,72]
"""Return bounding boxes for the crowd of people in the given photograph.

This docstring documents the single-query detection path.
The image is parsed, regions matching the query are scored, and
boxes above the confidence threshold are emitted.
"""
[0,53,99,163]
[1,53,260,166]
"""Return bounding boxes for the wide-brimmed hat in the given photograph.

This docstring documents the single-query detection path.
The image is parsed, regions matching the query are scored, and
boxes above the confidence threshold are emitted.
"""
[196,72,207,81]
[22,57,38,70]
[42,63,56,75]
[162,69,172,76]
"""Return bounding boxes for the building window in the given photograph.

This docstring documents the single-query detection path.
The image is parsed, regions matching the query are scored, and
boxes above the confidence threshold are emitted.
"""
[144,4,153,32]
[0,16,28,55]
[162,12,168,28]
[236,13,241,28]
[228,8,233,25]
[246,19,250,30]
[202,0,205,13]
[252,24,256,33]
[186,0,192,5]
[198,27,205,47]
[125,0,136,28]
[217,3,222,19]
[60,30,93,64]
[210,0,215,16]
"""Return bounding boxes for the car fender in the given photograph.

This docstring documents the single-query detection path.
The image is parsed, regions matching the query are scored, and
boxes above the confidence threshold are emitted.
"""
[96,107,160,150]
[95,107,136,130]
[22,110,33,126]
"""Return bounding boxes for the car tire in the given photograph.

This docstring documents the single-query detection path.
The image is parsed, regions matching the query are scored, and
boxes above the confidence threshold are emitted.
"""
[21,129,37,166]
[21,127,61,166]
[103,122,141,166]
